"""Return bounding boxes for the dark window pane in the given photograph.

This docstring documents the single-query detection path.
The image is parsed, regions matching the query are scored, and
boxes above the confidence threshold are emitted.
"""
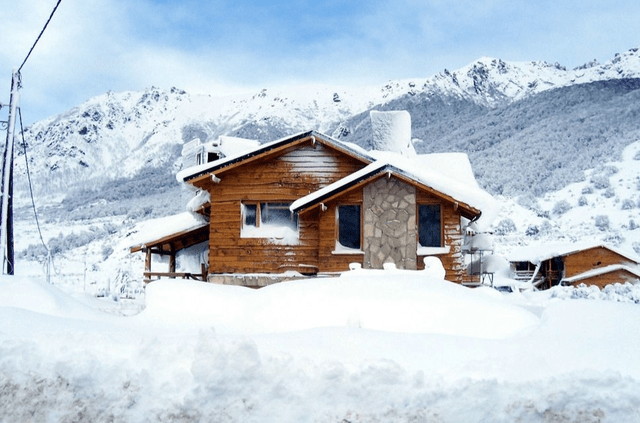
[260,202,297,230]
[338,205,361,249]
[244,204,257,227]
[419,204,441,247]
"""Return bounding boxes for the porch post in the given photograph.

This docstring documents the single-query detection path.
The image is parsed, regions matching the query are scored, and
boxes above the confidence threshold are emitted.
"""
[144,248,151,283]
[169,244,176,274]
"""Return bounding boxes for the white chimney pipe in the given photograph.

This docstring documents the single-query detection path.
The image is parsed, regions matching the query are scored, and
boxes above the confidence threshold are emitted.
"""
[370,110,415,156]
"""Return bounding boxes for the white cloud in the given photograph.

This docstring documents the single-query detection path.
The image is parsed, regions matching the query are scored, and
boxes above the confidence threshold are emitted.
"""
[1,0,639,124]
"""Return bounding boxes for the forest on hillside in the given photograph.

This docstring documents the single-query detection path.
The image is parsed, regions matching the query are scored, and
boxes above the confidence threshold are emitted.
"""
[336,78,640,197]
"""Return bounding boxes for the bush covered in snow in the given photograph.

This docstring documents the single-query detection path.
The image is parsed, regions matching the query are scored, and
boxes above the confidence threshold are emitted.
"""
[552,199,572,215]
[493,218,517,235]
[603,187,616,198]
[621,198,636,210]
[595,215,610,231]
[578,195,588,206]
[590,174,610,190]
[550,283,640,304]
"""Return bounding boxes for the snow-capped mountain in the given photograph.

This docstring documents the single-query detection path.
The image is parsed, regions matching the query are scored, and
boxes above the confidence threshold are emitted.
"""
[16,48,640,200]
[373,47,640,107]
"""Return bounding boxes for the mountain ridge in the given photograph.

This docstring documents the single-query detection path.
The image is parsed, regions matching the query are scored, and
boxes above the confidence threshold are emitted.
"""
[14,47,640,201]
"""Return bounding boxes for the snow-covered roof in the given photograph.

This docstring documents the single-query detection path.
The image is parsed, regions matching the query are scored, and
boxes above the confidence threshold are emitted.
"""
[176,129,496,224]
[176,130,374,182]
[291,151,496,223]
[370,150,496,220]
[129,212,208,251]
[507,241,640,264]
[562,264,640,284]
[214,135,260,158]
[290,161,386,212]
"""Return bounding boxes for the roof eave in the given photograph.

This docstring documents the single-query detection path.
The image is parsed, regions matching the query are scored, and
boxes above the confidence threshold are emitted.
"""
[293,163,482,219]
[180,130,374,184]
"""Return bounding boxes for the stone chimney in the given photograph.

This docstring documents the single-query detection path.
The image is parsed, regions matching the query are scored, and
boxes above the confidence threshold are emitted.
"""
[370,110,415,156]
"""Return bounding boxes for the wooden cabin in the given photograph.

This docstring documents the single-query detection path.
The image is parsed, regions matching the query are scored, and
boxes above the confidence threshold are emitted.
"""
[132,130,495,287]
[509,243,640,289]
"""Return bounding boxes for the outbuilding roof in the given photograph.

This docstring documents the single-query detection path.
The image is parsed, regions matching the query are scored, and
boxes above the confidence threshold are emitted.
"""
[562,264,640,284]
[507,241,640,264]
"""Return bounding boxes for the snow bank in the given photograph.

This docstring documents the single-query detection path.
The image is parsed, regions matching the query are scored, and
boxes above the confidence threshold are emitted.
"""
[140,269,538,339]
[0,275,102,320]
[548,282,640,303]
[2,274,640,422]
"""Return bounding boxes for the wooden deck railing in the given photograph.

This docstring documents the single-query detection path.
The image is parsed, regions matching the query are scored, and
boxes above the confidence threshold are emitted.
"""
[143,264,208,284]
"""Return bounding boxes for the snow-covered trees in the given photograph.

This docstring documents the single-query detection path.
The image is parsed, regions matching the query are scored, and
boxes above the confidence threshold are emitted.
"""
[595,215,610,231]
[552,200,572,215]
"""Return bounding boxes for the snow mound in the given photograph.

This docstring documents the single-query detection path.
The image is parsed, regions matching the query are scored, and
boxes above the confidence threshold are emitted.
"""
[0,275,100,320]
[140,269,538,339]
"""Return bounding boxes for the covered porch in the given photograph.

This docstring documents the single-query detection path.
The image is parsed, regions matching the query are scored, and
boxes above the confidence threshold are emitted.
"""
[130,224,209,284]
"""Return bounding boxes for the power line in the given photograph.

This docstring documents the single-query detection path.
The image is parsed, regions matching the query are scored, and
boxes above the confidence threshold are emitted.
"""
[18,0,64,73]
[18,107,48,253]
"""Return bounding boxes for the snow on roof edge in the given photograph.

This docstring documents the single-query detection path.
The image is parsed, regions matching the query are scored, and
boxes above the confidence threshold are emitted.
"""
[562,264,640,284]
[128,212,208,250]
[291,162,387,212]
[292,156,496,221]
[176,130,375,183]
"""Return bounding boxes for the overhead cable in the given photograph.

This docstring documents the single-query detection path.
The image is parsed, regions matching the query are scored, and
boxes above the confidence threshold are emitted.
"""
[18,0,64,73]
[18,107,48,253]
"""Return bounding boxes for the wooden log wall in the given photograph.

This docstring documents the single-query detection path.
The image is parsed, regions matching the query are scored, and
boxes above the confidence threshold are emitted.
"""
[207,141,366,274]
[566,269,639,289]
[563,247,636,278]
[317,190,364,272]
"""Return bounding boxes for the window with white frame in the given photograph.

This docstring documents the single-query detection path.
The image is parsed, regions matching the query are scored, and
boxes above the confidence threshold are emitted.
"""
[241,202,299,242]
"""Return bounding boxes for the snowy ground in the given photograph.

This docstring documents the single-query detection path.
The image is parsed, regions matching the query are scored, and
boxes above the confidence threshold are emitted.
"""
[1,268,639,423]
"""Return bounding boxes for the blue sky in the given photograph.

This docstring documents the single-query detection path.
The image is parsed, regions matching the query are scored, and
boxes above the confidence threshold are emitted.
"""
[1,0,639,124]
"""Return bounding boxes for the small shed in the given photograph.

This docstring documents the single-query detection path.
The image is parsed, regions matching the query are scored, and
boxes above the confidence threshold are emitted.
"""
[508,242,640,289]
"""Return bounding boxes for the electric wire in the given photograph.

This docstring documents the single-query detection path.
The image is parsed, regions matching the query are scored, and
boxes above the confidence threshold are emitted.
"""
[18,107,48,253]
[18,0,64,73]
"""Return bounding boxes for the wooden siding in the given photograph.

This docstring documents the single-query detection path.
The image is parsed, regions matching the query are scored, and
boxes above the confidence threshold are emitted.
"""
[207,140,367,274]
[415,189,466,284]
[563,247,636,278]
[565,269,640,289]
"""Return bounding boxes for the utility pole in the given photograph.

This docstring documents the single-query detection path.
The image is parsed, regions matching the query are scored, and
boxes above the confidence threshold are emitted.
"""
[0,70,20,275]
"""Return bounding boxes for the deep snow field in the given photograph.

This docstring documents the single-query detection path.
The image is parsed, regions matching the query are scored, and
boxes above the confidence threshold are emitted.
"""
[1,268,639,423]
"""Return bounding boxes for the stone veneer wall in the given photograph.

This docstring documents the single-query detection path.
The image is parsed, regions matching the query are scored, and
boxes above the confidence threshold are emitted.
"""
[363,177,417,269]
